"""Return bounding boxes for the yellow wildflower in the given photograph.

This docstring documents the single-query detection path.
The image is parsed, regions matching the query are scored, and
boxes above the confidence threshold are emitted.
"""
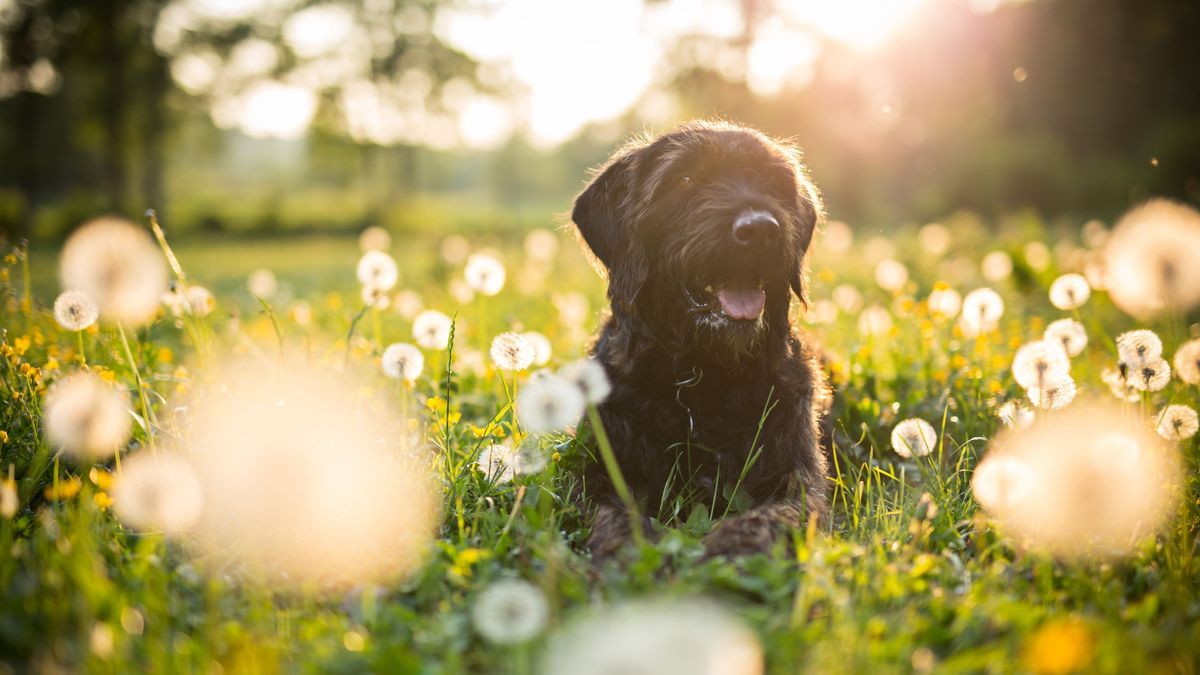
[44,477,83,501]
[44,357,59,372]
[89,467,114,490]
[93,491,114,510]
[1023,618,1093,675]
[13,336,30,355]
[156,347,174,364]
[0,430,8,444]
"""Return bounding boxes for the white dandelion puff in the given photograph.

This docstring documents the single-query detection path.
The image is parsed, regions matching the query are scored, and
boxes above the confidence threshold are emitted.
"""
[539,599,764,675]
[553,292,590,327]
[476,443,516,483]
[412,310,453,350]
[490,332,535,371]
[186,285,215,317]
[1048,273,1091,310]
[823,220,855,253]
[382,343,424,382]
[1043,319,1088,357]
[289,301,313,327]
[981,251,1013,282]
[440,235,471,265]
[521,331,553,367]
[472,579,549,645]
[997,400,1035,429]
[1128,358,1171,392]
[1011,340,1071,390]
[1023,241,1051,271]
[358,226,392,253]
[959,288,1004,336]
[874,259,909,293]
[356,251,399,291]
[247,269,278,298]
[891,418,939,458]
[59,216,168,327]
[832,284,864,313]
[918,222,950,256]
[517,374,585,433]
[926,287,962,319]
[44,371,132,459]
[112,452,203,535]
[361,284,391,309]
[393,289,424,319]
[806,299,838,324]
[972,454,1037,513]
[449,278,476,304]
[1026,376,1077,410]
[524,228,560,262]
[858,305,892,336]
[1156,404,1199,441]
[1116,329,1163,369]
[1104,198,1200,319]
[465,253,506,296]
[1171,339,1200,385]
[1101,366,1140,403]
[53,290,99,331]
[558,358,611,405]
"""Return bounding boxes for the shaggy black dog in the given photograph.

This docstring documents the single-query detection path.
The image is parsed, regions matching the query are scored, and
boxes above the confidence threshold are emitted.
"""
[571,120,832,560]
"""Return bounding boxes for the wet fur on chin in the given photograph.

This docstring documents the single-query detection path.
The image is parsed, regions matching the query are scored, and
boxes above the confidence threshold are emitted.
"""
[570,120,833,560]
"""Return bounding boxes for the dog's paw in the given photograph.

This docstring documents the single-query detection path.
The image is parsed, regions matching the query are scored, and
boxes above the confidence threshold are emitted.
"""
[701,514,780,560]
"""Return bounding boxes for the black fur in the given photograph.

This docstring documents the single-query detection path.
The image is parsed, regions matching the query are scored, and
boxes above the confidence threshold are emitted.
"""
[571,120,831,559]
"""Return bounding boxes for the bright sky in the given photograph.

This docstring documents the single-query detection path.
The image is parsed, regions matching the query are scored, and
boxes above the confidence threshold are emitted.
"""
[161,0,943,148]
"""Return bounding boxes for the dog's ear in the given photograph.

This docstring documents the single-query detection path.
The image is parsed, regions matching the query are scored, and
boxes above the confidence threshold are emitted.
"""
[788,173,822,307]
[572,148,648,310]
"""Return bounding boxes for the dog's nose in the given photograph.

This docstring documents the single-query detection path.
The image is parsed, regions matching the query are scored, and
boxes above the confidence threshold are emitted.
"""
[732,210,779,245]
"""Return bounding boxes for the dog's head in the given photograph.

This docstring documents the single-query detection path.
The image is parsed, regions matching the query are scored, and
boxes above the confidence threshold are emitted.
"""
[572,120,822,361]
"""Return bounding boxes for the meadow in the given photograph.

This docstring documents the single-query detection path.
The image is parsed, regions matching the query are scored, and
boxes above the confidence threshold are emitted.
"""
[1,205,1199,675]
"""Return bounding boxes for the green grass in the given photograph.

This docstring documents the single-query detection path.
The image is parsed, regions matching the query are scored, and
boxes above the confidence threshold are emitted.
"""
[1,215,1198,674]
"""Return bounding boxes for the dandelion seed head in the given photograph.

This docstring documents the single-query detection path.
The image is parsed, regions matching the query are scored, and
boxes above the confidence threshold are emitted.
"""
[186,285,215,317]
[382,343,424,382]
[1043,319,1088,357]
[524,228,560,262]
[1023,241,1051,271]
[476,443,516,483]
[806,299,839,325]
[858,305,893,336]
[247,269,278,298]
[539,599,763,675]
[553,292,590,327]
[981,251,1013,282]
[440,234,471,264]
[1104,199,1200,319]
[182,359,438,589]
[361,284,391,309]
[449,278,476,303]
[997,400,1035,429]
[1171,339,1200,385]
[517,374,585,433]
[958,288,1004,336]
[472,580,549,645]
[1012,340,1071,390]
[490,332,535,371]
[1156,404,1199,441]
[823,220,854,253]
[1026,375,1076,410]
[832,284,864,313]
[891,418,939,458]
[53,290,99,331]
[972,454,1036,513]
[918,222,950,256]
[1116,329,1163,369]
[1129,358,1171,392]
[863,236,895,264]
[412,310,453,350]
[1101,367,1140,403]
[927,287,962,319]
[356,251,399,291]
[874,259,909,292]
[358,226,391,253]
[289,301,313,327]
[393,289,424,319]
[112,452,203,535]
[976,402,1179,558]
[465,253,506,296]
[559,358,611,405]
[1048,273,1091,310]
[44,371,131,459]
[59,216,168,327]
[520,331,553,367]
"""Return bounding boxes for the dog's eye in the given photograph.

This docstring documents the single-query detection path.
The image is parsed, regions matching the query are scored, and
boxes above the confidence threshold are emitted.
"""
[681,175,692,186]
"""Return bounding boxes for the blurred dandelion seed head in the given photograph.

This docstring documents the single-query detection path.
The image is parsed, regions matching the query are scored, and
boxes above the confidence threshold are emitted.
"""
[1156,404,1198,441]
[959,288,1004,336]
[1116,329,1163,369]
[112,451,203,535]
[517,373,585,433]
[1043,319,1088,357]
[1171,339,1200,385]
[1048,273,1091,310]
[472,579,549,645]
[520,331,553,366]
[490,332,534,371]
[927,287,962,319]
[1104,199,1200,319]
[558,358,611,405]
[358,226,392,253]
[412,310,453,350]
[59,216,168,327]
[44,371,132,460]
[465,253,506,296]
[891,418,938,458]
[1026,375,1076,410]
[382,342,424,382]
[1011,340,1071,391]
[981,251,1013,282]
[356,251,399,291]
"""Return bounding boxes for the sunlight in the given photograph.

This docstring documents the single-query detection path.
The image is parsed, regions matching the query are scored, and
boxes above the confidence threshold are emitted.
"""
[781,0,929,49]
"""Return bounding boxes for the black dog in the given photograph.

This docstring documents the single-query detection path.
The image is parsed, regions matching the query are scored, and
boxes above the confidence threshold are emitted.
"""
[571,120,832,559]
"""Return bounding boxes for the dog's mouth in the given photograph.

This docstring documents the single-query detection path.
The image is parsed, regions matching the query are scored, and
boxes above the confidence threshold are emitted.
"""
[684,273,766,321]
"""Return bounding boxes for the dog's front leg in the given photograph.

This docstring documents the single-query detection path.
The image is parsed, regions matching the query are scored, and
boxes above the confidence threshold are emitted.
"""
[587,498,656,562]
[701,497,814,559]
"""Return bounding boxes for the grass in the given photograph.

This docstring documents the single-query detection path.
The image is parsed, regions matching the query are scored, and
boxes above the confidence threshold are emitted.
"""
[1,214,1198,674]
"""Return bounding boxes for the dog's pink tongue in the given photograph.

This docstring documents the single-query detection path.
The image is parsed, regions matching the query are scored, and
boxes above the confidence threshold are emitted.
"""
[716,283,765,320]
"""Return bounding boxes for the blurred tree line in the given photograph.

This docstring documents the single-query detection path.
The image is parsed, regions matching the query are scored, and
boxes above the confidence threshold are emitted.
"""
[0,0,1197,241]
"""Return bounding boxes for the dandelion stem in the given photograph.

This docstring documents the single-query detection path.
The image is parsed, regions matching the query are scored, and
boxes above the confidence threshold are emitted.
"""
[498,484,527,543]
[117,322,156,451]
[587,404,644,547]
[343,304,371,368]
[19,242,32,321]
[76,330,87,366]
